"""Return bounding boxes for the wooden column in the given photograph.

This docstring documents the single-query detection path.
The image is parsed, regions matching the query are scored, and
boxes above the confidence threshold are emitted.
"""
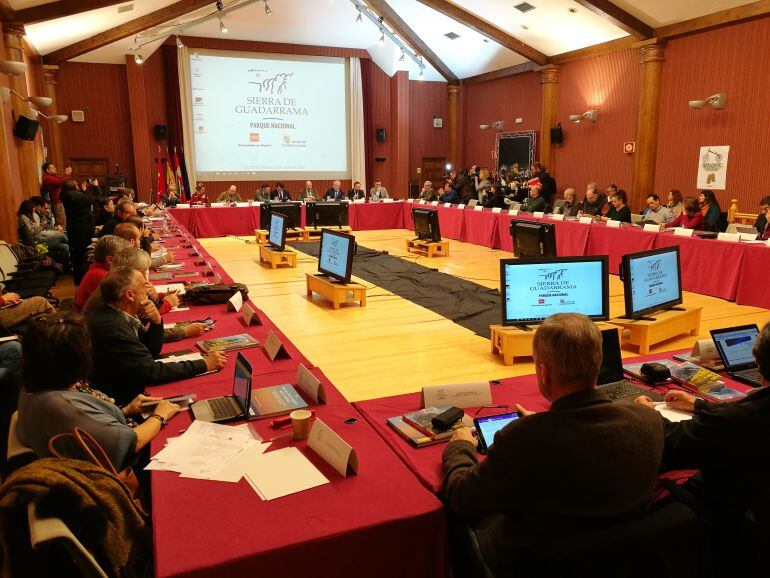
[447,84,459,170]
[0,22,19,241]
[390,70,410,198]
[631,43,666,211]
[125,54,152,202]
[42,64,64,171]
[539,64,559,174]
[3,22,40,199]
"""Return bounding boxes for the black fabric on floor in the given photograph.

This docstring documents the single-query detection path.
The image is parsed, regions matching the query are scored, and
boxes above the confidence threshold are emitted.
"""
[290,241,501,338]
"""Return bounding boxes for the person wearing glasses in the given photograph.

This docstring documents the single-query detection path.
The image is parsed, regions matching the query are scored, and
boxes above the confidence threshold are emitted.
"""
[753,196,770,239]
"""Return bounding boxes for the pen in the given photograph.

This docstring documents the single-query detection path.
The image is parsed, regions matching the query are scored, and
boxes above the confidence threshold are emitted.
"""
[267,431,294,443]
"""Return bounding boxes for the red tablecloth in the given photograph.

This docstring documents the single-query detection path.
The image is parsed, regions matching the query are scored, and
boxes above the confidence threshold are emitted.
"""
[585,223,656,274]
[150,367,446,578]
[462,208,501,248]
[349,201,404,230]
[552,218,592,257]
[735,243,770,308]
[653,233,746,301]
[436,205,465,240]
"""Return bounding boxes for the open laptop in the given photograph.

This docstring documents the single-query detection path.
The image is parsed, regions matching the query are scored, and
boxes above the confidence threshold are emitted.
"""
[710,325,763,387]
[191,353,252,423]
[596,329,663,402]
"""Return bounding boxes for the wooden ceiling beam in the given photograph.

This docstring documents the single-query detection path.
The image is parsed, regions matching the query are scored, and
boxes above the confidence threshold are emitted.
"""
[656,0,770,39]
[415,0,548,66]
[462,62,538,85]
[572,0,653,39]
[0,0,15,21]
[364,0,459,83]
[16,1,126,25]
[43,0,215,64]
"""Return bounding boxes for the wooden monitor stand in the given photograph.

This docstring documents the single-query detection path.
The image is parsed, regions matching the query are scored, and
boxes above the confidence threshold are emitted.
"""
[306,273,366,310]
[607,306,701,354]
[406,238,450,258]
[259,244,297,269]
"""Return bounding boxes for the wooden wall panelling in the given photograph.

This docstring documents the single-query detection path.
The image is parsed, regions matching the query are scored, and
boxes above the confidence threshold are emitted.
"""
[390,71,410,198]
[408,80,448,181]
[0,22,21,241]
[179,36,369,59]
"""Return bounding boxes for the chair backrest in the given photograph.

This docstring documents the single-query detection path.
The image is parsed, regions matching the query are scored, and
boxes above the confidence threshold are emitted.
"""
[27,502,109,578]
[718,211,729,232]
[7,411,34,460]
[0,242,19,280]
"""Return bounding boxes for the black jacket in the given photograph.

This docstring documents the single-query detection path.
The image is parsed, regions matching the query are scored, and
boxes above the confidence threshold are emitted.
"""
[61,186,95,244]
[442,389,664,572]
[88,303,207,405]
[536,171,557,204]
[98,216,121,237]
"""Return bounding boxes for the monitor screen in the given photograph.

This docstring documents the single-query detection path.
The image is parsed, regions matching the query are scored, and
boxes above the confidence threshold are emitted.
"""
[412,208,440,241]
[511,220,556,258]
[314,202,348,228]
[232,353,253,414]
[500,256,609,326]
[476,412,519,449]
[623,246,682,318]
[712,326,759,368]
[268,212,287,251]
[318,230,355,283]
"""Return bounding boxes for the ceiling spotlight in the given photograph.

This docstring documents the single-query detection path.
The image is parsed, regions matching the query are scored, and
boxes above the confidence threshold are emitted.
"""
[27,109,39,120]
[378,29,385,46]
[688,93,726,110]
[569,109,598,123]
[356,8,362,23]
[28,96,52,107]
[0,60,26,76]
[176,35,184,48]
[219,17,228,33]
[0,86,10,103]
[216,0,224,10]
[134,53,143,64]
[49,114,68,123]
[264,1,272,15]
[399,48,405,62]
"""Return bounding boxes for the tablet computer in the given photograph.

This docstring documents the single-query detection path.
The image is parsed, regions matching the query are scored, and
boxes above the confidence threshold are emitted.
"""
[473,411,520,454]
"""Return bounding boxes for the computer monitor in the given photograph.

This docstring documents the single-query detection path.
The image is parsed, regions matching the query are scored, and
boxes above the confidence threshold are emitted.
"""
[261,202,301,230]
[500,256,610,328]
[412,208,441,242]
[620,246,683,320]
[509,220,557,259]
[268,212,287,252]
[307,202,349,228]
[318,229,356,283]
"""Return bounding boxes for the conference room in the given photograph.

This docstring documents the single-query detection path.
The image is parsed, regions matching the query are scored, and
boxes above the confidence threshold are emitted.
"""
[0,1,769,577]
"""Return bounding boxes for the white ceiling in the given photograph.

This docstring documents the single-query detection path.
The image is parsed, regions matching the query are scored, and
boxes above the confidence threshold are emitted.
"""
[13,0,762,80]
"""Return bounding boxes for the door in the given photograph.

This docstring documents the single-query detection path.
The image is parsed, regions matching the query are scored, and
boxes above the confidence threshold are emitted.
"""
[70,158,108,185]
[421,157,447,184]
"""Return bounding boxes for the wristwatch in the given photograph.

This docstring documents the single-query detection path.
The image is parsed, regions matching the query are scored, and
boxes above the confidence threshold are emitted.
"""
[150,414,168,429]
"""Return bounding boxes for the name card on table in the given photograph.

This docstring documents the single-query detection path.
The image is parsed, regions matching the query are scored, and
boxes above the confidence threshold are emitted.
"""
[226,290,243,312]
[241,303,262,326]
[740,232,759,242]
[176,203,190,208]
[674,227,694,237]
[550,213,565,221]
[406,199,414,203]
[382,198,394,203]
[579,217,594,225]
[457,204,466,210]
[418,200,427,204]
[606,219,621,228]
[210,202,227,207]
[308,419,358,477]
[643,223,661,233]
[421,381,492,409]
[297,363,326,404]
[533,211,545,218]
[264,330,291,361]
[353,199,365,204]
[443,203,452,208]
[718,232,741,243]
[691,339,718,362]
[509,209,519,216]
[431,201,439,206]
[766,239,770,247]
[491,207,502,214]
[474,205,484,212]
[235,202,251,207]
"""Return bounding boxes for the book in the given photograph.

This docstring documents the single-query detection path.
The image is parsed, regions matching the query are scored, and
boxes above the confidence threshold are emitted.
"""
[672,354,724,372]
[623,359,745,403]
[195,334,260,353]
[250,384,308,419]
[402,406,467,439]
[387,416,451,448]
[149,272,172,281]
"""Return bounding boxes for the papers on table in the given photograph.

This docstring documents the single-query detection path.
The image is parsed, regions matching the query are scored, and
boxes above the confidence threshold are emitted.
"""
[243,446,329,500]
[654,402,693,422]
[155,283,186,295]
[158,351,204,364]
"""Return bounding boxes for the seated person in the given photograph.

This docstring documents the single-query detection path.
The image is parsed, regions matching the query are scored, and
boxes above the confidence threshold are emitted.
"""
[578,183,607,217]
[73,235,131,312]
[255,183,271,203]
[87,266,226,405]
[699,190,721,232]
[120,219,173,270]
[348,181,365,200]
[667,189,684,218]
[17,200,68,252]
[520,185,546,213]
[438,180,461,204]
[271,183,292,202]
[161,184,180,207]
[644,194,675,224]
[482,184,507,209]
[665,197,705,231]
[191,182,208,204]
[0,290,54,333]
[16,312,182,472]
[754,196,770,239]
[325,180,347,201]
[30,197,64,235]
[216,185,242,203]
[559,188,580,217]
[99,199,138,237]
[417,181,438,202]
[369,180,389,201]
[442,313,664,575]
[300,180,318,202]
[602,190,631,223]
[94,197,115,227]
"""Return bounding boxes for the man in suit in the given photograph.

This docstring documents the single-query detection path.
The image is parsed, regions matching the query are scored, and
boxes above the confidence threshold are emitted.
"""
[442,313,664,574]
[216,185,242,203]
[254,184,271,203]
[753,196,770,239]
[325,180,347,201]
[99,199,137,237]
[369,180,389,201]
[348,181,365,200]
[88,267,227,405]
[271,182,292,202]
[300,180,318,202]
[161,184,180,207]
[521,185,546,213]
[578,183,608,217]
[417,180,438,202]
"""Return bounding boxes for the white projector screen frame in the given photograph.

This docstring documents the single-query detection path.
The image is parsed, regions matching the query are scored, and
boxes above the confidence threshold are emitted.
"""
[185,49,351,181]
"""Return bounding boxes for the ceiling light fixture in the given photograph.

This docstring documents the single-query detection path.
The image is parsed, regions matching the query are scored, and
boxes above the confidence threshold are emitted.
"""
[378,28,385,46]
[134,53,143,64]
[0,60,26,76]
[418,68,424,80]
[479,120,504,131]
[0,87,52,106]
[399,48,405,62]
[175,35,184,48]
[688,93,726,110]
[569,109,599,123]
[36,111,68,123]
[216,0,224,10]
[264,1,272,15]
[219,17,228,33]
[356,8,362,23]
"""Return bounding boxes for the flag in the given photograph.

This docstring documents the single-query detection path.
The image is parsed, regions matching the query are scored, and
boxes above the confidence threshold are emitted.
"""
[173,147,186,201]
[155,146,164,204]
[178,147,191,199]
[165,147,175,193]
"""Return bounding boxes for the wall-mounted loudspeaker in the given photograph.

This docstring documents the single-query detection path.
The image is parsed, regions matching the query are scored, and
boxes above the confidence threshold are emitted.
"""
[375,128,386,142]
[154,124,169,140]
[14,115,39,141]
[550,123,563,145]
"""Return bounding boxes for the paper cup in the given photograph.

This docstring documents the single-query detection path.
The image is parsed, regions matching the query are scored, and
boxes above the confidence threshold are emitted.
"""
[290,410,312,440]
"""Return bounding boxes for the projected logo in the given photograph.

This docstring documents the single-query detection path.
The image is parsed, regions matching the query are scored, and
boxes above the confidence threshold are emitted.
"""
[539,268,568,281]
[529,267,577,292]
[250,133,260,143]
[248,70,294,95]
[194,96,203,104]
[647,258,662,273]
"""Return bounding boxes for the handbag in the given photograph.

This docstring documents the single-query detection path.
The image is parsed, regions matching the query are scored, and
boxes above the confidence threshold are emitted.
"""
[48,427,140,500]
[185,282,249,305]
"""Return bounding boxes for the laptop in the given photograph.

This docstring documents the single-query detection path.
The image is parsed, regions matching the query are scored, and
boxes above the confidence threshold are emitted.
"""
[596,329,663,402]
[710,325,763,387]
[191,353,253,423]
[467,199,479,207]
[726,224,759,237]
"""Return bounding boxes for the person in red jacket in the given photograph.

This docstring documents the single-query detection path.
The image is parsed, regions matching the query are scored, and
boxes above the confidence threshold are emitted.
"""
[41,162,72,230]
[73,235,131,312]
[665,198,706,231]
